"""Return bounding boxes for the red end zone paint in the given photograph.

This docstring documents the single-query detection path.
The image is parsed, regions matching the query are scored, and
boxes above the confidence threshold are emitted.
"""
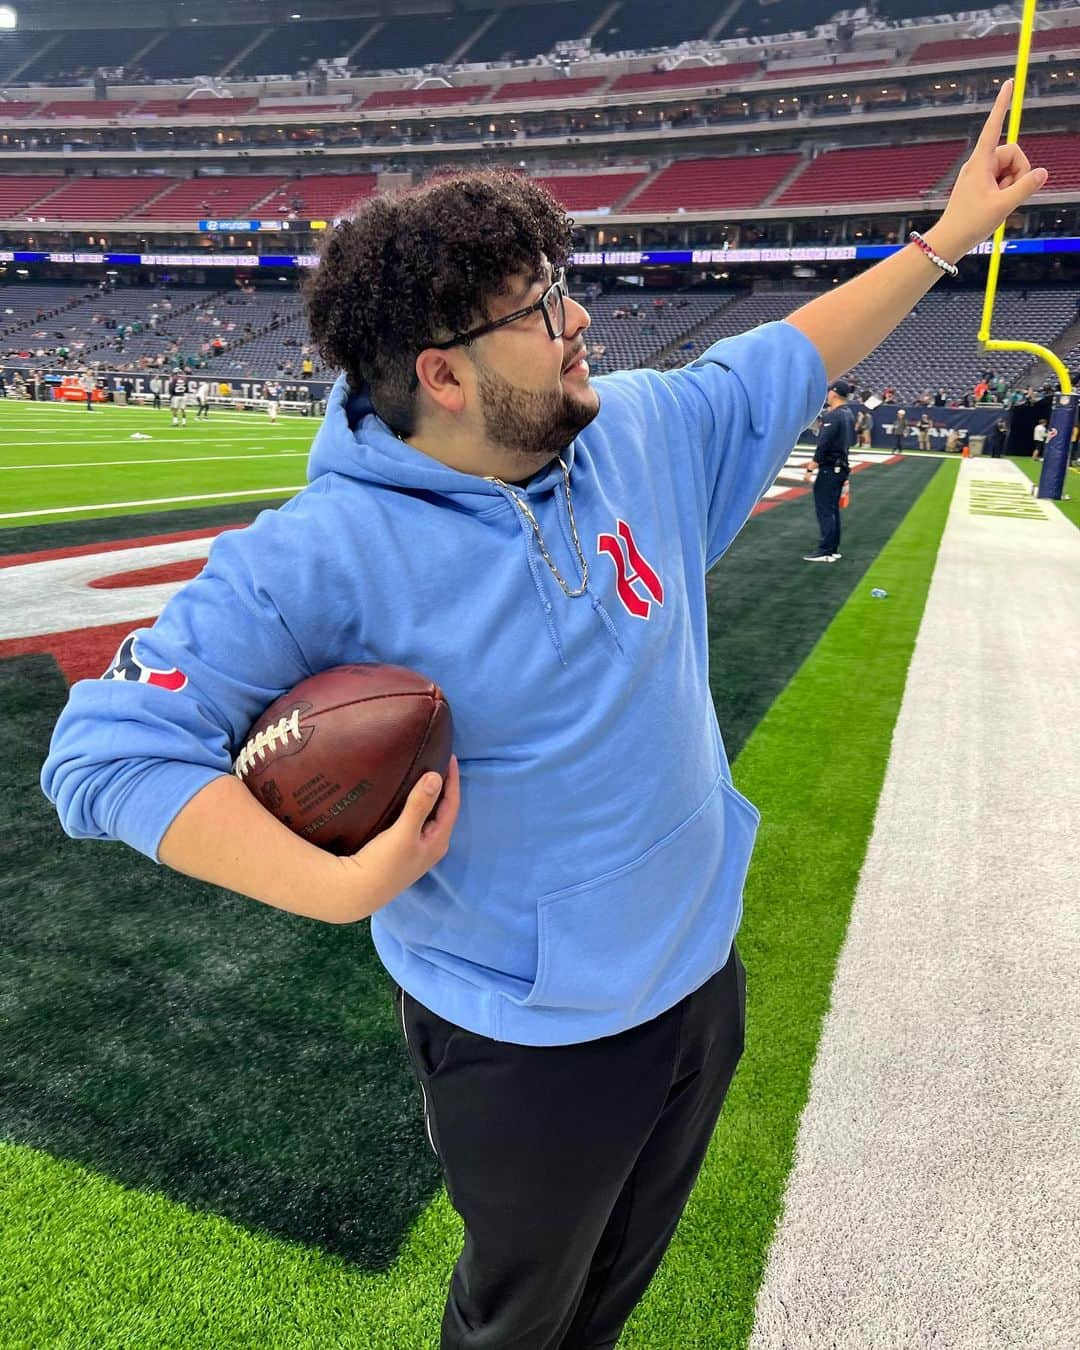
[0,618,157,685]
[88,559,205,590]
[0,523,242,571]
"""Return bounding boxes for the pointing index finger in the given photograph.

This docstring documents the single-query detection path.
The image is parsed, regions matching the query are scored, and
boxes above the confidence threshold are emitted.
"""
[977,78,1014,153]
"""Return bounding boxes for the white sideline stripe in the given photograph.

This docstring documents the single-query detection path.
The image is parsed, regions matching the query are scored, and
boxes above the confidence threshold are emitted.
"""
[0,406,311,424]
[750,457,1080,1349]
[0,486,304,519]
[1,452,309,470]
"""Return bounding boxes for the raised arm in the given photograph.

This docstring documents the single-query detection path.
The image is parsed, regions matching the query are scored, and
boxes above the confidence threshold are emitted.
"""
[786,81,1047,382]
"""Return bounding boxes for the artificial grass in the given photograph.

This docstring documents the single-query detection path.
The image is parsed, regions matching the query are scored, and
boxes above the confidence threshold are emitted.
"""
[1010,455,1080,531]
[619,459,960,1348]
[0,401,311,528]
[0,458,957,1348]
[707,457,938,760]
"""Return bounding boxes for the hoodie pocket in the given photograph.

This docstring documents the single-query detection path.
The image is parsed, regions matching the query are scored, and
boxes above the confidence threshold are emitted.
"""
[522,775,759,1014]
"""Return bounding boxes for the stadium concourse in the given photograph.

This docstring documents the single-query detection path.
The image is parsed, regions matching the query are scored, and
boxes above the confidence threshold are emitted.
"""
[1,0,1079,1344]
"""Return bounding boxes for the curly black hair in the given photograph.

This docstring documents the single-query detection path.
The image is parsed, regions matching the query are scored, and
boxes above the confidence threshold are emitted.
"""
[302,169,574,436]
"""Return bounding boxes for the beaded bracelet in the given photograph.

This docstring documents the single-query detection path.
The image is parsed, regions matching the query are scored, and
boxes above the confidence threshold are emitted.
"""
[908,230,959,278]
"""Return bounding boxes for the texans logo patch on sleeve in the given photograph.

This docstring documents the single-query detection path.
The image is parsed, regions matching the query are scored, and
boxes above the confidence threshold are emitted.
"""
[104,633,188,691]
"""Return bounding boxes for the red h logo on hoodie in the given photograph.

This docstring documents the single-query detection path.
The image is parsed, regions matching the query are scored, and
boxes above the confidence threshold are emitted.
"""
[597,520,664,620]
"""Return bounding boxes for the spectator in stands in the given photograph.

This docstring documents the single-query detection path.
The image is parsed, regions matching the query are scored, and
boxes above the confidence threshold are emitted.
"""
[934,387,948,406]
[1032,417,1049,459]
[302,353,314,378]
[916,412,933,451]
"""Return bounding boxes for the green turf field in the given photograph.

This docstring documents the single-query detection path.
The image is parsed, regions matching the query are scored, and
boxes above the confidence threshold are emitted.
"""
[0,393,957,1347]
[0,399,311,527]
[1011,454,1080,531]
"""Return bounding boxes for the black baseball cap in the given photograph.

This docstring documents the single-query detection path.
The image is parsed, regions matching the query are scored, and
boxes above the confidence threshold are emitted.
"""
[829,379,853,398]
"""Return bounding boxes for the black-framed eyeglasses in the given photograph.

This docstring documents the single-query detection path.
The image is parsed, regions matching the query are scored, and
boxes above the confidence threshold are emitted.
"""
[428,268,567,351]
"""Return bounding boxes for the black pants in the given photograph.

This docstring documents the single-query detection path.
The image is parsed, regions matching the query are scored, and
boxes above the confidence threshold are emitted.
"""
[397,943,746,1350]
[813,465,847,556]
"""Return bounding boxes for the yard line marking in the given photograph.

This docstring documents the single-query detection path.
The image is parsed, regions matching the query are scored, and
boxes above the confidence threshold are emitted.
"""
[0,486,304,520]
[1,453,309,470]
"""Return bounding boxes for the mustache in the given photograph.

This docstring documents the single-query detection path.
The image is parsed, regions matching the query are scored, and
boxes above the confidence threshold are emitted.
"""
[562,345,587,372]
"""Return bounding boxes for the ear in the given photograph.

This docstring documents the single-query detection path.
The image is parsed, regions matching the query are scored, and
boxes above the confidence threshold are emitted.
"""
[414,348,468,416]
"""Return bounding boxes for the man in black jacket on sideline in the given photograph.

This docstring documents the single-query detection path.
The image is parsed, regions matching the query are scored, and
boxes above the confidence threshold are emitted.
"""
[804,378,856,563]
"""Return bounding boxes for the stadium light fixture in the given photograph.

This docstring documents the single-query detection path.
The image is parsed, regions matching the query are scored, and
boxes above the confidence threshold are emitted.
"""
[0,6,17,31]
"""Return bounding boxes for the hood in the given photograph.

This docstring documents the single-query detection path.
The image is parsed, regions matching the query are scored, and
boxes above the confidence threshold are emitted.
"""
[306,373,577,507]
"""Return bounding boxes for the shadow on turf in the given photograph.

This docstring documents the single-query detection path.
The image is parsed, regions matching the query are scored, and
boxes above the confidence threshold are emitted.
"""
[2,654,440,1271]
[0,457,940,1269]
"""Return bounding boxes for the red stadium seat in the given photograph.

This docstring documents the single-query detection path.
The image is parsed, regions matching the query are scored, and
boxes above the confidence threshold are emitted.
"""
[776,141,967,206]
[132,176,287,221]
[624,154,802,212]
[608,63,761,94]
[26,179,171,221]
[532,172,646,211]
[0,176,67,216]
[488,77,608,103]
[359,86,491,110]
[257,175,379,220]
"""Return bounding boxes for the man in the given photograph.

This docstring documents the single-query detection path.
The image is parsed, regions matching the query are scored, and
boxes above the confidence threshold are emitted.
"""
[42,85,1045,1350]
[149,373,162,410]
[916,410,933,451]
[81,369,95,413]
[264,379,281,424]
[804,379,856,563]
[1032,416,1048,459]
[893,406,910,449]
[195,380,210,419]
[984,416,1008,458]
[168,372,188,426]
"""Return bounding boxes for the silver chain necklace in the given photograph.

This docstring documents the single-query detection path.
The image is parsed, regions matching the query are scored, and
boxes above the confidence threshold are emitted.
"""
[486,457,589,599]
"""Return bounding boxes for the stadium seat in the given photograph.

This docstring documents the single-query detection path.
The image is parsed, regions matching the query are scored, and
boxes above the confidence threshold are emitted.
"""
[132,177,287,221]
[608,63,761,95]
[27,179,172,221]
[489,77,608,103]
[625,154,802,212]
[533,173,646,212]
[776,141,967,205]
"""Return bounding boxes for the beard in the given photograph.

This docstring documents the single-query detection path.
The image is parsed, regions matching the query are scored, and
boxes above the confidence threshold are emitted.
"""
[474,358,600,468]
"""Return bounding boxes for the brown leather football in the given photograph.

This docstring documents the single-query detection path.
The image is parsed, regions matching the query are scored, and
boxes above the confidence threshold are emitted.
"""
[234,663,453,855]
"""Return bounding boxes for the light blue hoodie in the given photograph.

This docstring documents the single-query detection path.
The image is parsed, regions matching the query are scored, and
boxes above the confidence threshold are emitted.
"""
[42,320,825,1046]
